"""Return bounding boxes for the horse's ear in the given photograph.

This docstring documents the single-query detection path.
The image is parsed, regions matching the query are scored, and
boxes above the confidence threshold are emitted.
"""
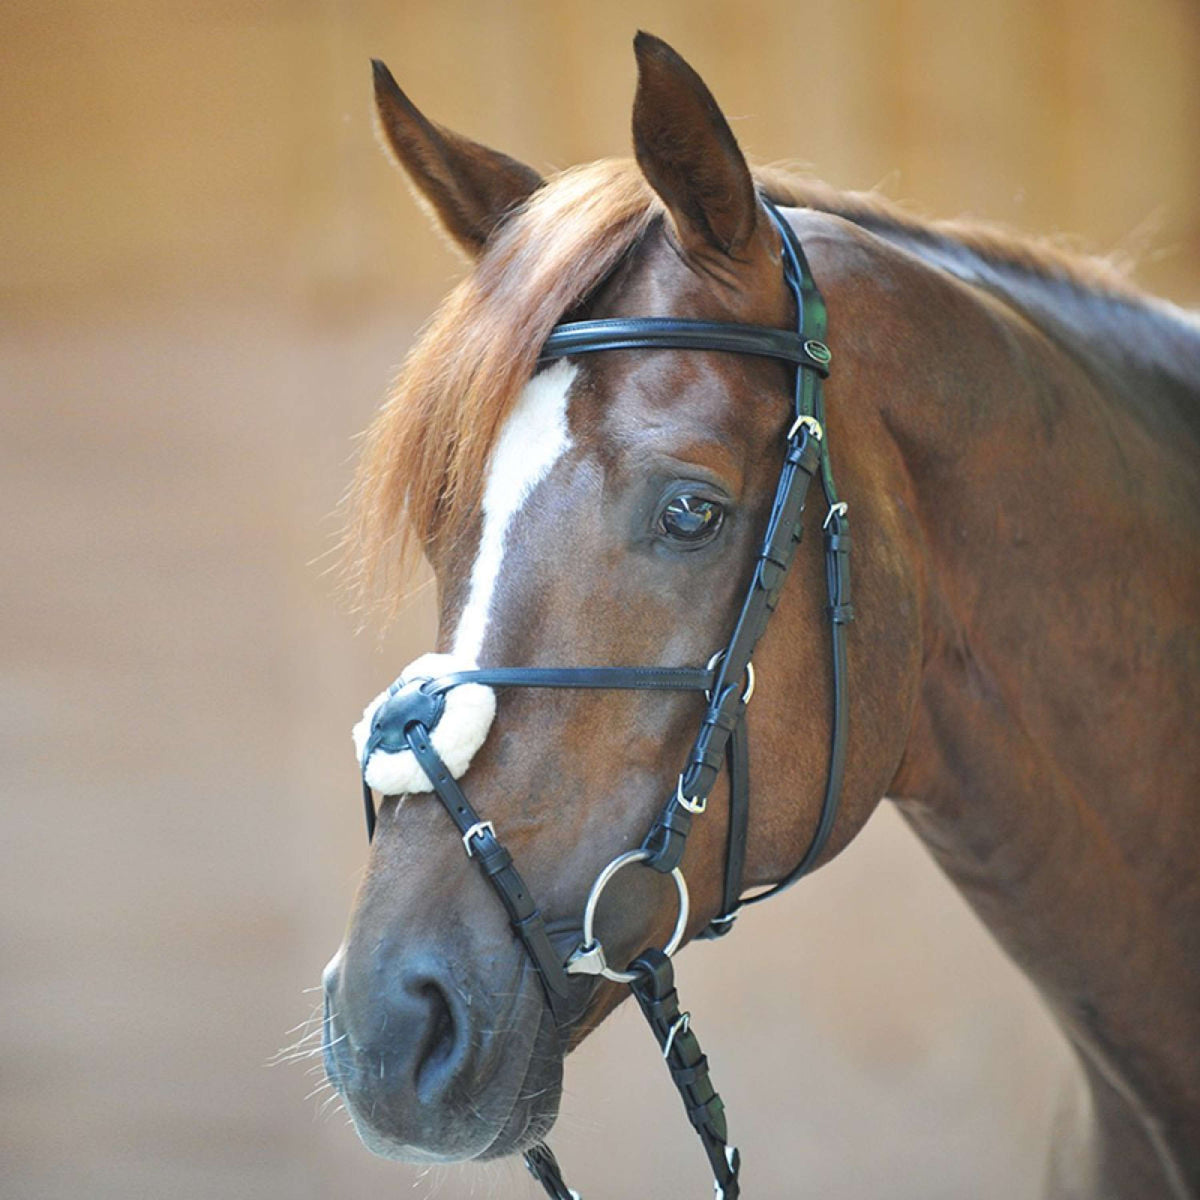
[371,59,544,258]
[631,33,760,260]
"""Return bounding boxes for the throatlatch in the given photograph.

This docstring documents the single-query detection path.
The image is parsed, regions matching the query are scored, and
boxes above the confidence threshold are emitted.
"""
[355,196,851,1199]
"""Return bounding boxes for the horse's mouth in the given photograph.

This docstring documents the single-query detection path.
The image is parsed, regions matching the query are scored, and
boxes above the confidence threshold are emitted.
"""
[322,958,570,1164]
[475,999,565,1159]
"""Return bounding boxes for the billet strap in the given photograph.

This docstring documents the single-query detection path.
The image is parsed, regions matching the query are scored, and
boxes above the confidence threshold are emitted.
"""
[642,194,851,910]
[522,949,741,1200]
[361,777,377,842]
[739,197,852,900]
[639,245,826,875]
[629,949,740,1199]
[697,707,750,940]
[524,1143,579,1200]
[399,723,575,1021]
[743,511,851,899]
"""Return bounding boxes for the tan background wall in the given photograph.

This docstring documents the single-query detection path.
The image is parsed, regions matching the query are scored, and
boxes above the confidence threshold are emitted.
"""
[7,0,1198,314]
[3,4,1197,1199]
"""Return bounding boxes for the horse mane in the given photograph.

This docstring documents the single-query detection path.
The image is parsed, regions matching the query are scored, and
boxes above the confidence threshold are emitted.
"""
[346,159,1151,618]
[753,166,1141,300]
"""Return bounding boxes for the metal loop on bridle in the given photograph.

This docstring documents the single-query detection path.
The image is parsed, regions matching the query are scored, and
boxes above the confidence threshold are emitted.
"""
[823,501,849,529]
[704,651,756,704]
[787,413,823,441]
[675,773,708,815]
[662,1010,691,1059]
[566,849,689,984]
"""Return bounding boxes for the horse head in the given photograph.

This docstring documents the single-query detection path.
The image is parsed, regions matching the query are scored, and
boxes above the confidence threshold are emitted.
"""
[322,33,921,1172]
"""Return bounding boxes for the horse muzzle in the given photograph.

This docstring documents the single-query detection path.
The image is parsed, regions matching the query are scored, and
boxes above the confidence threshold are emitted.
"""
[321,939,565,1162]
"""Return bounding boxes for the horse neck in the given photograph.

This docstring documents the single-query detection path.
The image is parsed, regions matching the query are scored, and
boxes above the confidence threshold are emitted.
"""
[870,248,1200,1188]
[873,225,1200,420]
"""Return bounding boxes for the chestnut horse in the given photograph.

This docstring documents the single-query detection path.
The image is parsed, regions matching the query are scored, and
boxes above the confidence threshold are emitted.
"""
[322,33,1200,1199]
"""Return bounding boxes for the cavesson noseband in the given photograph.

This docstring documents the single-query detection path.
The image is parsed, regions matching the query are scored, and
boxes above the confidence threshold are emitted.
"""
[356,197,852,1199]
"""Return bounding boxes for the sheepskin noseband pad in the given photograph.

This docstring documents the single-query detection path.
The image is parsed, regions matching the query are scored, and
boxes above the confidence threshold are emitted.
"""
[352,653,497,795]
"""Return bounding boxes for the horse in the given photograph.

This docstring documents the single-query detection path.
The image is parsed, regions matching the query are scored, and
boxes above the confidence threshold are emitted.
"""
[321,32,1200,1199]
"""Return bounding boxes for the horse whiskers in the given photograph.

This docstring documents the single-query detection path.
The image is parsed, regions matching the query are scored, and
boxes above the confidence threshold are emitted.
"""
[413,1162,450,1200]
[272,1002,330,1067]
[515,1080,560,1104]
[273,1031,324,1058]
[285,1027,324,1046]
[269,1036,333,1067]
[274,1052,322,1069]
[281,1007,324,1036]
[278,1023,322,1044]
[269,1049,321,1067]
[283,1000,325,1029]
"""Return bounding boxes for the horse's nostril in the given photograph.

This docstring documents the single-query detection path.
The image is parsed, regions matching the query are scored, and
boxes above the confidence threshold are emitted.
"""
[413,979,460,1100]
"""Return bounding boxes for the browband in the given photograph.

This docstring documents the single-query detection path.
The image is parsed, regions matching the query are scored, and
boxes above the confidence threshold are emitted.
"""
[541,317,832,376]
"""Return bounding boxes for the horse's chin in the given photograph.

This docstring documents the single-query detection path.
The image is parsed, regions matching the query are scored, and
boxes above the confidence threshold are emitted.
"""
[335,982,565,1165]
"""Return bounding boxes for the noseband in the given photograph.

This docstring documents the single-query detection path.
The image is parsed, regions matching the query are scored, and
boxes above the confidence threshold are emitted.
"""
[356,197,851,1199]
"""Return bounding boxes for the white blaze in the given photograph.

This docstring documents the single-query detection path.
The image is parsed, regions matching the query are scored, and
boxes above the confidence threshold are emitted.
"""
[451,359,577,661]
[353,361,576,793]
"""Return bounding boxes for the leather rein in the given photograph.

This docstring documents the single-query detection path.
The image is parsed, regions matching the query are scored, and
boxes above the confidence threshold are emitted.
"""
[357,197,852,1199]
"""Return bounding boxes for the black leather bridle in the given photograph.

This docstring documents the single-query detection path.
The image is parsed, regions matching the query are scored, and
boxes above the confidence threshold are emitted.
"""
[356,197,851,1199]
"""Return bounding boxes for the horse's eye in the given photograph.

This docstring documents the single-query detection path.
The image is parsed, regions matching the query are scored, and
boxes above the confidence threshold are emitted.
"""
[658,495,725,544]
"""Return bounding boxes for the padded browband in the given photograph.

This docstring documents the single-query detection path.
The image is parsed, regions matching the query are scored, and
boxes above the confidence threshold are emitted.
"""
[541,317,831,377]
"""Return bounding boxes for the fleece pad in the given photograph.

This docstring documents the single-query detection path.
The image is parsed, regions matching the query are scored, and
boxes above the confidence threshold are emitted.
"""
[352,653,496,795]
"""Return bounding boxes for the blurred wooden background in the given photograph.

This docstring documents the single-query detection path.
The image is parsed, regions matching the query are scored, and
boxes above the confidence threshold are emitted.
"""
[2,4,1196,1199]
[5,0,1198,316]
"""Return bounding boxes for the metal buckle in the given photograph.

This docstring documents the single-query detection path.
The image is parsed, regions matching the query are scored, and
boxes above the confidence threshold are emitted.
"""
[565,849,689,984]
[461,820,495,857]
[787,413,823,442]
[662,1011,691,1059]
[704,651,756,704]
[675,774,708,815]
[823,501,849,530]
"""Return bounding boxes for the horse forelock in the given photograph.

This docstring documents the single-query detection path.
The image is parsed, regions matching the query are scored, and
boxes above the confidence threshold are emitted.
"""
[345,159,660,619]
